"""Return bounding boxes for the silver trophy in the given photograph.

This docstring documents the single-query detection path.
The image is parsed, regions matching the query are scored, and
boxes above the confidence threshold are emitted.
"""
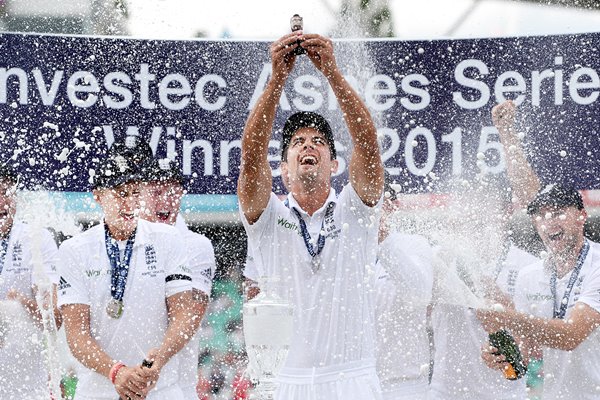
[243,277,293,400]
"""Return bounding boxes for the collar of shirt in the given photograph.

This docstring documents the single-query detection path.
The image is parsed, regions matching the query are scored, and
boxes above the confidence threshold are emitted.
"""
[174,213,188,233]
[286,188,337,218]
[537,243,593,287]
[114,219,163,249]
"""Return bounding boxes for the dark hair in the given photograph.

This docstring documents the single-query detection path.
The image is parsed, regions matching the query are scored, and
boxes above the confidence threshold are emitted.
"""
[0,164,18,184]
[92,153,143,189]
[145,158,184,184]
[527,184,584,215]
[107,137,155,171]
[280,112,336,161]
[384,171,398,201]
[92,137,155,189]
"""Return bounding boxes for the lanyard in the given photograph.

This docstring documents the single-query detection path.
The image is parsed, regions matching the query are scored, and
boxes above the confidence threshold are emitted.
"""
[285,198,336,260]
[0,238,8,274]
[104,226,137,302]
[549,240,590,319]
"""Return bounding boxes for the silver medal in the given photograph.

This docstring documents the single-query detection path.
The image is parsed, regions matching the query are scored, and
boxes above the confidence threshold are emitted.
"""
[106,298,124,319]
[311,255,321,273]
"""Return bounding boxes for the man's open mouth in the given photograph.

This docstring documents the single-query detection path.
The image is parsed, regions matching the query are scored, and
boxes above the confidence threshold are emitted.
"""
[120,212,135,221]
[300,155,317,165]
[156,211,170,222]
[548,230,564,241]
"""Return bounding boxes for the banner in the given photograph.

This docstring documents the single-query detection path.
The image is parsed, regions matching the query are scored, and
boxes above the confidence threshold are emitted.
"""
[1,32,600,194]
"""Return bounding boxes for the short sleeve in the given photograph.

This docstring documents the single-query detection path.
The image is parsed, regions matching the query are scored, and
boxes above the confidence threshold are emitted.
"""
[512,263,546,316]
[243,249,260,282]
[188,235,215,296]
[165,232,193,298]
[56,242,90,307]
[337,184,382,224]
[577,264,600,314]
[512,271,531,314]
[38,228,59,286]
[373,260,398,312]
[239,193,283,244]
[378,233,434,303]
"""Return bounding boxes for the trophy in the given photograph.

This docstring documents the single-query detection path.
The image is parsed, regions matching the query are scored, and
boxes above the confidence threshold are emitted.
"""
[243,277,293,400]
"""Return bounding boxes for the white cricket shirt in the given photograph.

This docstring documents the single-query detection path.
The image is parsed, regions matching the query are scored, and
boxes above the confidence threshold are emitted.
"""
[241,185,381,369]
[375,233,433,398]
[430,245,538,400]
[513,239,600,400]
[0,221,58,399]
[174,214,216,397]
[57,219,192,399]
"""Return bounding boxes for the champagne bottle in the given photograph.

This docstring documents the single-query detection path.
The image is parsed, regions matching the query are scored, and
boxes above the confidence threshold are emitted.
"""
[488,329,527,380]
[290,14,306,55]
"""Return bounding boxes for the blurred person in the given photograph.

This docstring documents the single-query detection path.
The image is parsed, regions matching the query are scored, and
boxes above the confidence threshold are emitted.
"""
[237,30,384,400]
[374,179,434,400]
[195,374,211,400]
[139,156,216,400]
[0,164,61,399]
[490,100,541,209]
[231,369,252,400]
[479,184,600,399]
[474,99,545,397]
[478,102,599,399]
[57,152,199,400]
[428,100,543,400]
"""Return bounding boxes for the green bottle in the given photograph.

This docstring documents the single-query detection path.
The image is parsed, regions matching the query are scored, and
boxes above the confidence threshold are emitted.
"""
[488,329,527,380]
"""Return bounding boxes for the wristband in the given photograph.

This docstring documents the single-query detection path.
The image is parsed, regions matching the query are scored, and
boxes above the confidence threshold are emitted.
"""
[109,362,126,384]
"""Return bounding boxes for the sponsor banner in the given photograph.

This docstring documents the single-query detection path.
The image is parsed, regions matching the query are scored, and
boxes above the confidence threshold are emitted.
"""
[2,32,600,194]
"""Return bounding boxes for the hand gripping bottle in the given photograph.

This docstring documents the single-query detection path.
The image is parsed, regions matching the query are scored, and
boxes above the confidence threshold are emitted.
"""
[488,329,527,380]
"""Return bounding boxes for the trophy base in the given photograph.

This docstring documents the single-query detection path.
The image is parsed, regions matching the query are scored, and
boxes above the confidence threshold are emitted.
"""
[249,391,275,400]
[249,379,277,400]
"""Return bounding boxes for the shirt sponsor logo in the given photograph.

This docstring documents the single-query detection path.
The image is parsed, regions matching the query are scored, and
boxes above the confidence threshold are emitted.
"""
[180,265,192,275]
[527,293,553,301]
[58,276,71,291]
[277,216,299,234]
[85,269,108,278]
[277,214,340,239]
[200,267,212,279]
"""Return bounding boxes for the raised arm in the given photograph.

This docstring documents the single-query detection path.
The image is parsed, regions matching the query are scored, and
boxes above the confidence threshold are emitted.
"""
[301,34,384,206]
[492,100,540,207]
[238,33,301,224]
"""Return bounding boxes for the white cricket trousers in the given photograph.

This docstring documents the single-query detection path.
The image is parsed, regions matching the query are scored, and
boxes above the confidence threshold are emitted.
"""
[75,384,185,400]
[383,383,429,400]
[275,359,382,400]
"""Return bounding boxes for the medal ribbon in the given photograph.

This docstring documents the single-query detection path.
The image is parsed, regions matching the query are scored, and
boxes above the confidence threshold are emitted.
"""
[290,202,335,260]
[549,239,590,319]
[0,238,8,274]
[105,226,137,302]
